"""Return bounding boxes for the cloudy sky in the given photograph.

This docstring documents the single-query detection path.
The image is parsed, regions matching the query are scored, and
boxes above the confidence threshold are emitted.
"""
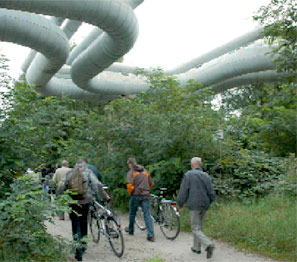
[0,0,270,78]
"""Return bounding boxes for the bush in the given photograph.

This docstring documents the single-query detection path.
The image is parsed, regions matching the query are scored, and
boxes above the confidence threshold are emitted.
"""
[0,176,74,262]
[208,150,293,199]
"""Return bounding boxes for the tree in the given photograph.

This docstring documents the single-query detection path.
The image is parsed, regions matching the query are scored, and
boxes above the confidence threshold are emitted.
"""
[221,82,296,156]
[254,0,297,77]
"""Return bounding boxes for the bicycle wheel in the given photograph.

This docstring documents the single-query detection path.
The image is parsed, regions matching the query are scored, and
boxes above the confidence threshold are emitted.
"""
[135,207,146,230]
[159,203,180,240]
[106,217,124,257]
[88,209,101,243]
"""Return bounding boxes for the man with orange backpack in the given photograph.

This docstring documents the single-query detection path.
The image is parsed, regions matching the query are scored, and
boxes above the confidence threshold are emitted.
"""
[125,157,155,241]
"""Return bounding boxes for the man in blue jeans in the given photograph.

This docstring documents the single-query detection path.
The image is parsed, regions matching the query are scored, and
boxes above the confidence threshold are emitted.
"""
[125,158,155,241]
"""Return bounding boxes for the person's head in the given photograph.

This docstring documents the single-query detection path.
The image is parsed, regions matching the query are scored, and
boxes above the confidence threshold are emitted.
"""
[191,157,202,169]
[127,157,137,169]
[61,160,69,167]
[75,159,87,171]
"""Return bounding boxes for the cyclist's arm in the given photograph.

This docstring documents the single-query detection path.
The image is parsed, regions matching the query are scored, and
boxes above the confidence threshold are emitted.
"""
[126,171,134,195]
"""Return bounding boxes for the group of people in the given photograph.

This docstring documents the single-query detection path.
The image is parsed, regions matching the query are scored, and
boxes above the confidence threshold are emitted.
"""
[125,157,216,260]
[30,156,216,261]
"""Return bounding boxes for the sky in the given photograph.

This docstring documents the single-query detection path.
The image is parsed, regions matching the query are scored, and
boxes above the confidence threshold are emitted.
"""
[0,0,271,79]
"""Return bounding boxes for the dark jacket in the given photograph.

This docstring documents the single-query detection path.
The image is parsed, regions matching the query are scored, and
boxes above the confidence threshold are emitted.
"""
[177,168,215,211]
[86,164,102,181]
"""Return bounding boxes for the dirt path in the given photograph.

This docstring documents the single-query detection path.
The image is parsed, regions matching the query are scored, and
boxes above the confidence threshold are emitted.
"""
[46,214,277,262]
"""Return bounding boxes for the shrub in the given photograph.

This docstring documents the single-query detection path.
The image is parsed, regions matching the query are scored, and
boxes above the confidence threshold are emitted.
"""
[0,176,74,262]
[208,150,293,199]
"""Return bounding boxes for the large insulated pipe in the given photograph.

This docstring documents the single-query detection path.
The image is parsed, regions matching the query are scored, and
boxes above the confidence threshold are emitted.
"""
[177,44,275,87]
[66,0,144,65]
[211,70,290,93]
[104,27,265,75]
[21,16,66,73]
[0,9,69,88]
[0,0,139,94]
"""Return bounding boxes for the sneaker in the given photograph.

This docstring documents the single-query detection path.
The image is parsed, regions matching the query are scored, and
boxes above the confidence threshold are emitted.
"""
[206,244,215,259]
[147,237,155,242]
[191,247,201,254]
[75,254,82,261]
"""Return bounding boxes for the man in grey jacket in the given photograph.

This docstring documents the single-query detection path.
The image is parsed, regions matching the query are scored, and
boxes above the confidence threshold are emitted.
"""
[60,159,109,261]
[177,157,216,259]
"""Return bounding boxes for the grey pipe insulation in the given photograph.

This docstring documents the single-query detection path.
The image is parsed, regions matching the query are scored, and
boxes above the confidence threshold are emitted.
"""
[0,0,286,102]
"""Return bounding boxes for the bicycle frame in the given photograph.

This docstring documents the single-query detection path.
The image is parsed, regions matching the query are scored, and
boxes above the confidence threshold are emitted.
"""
[150,194,180,223]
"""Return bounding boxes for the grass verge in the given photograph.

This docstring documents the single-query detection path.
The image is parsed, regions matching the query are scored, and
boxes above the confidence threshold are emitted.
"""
[180,193,296,261]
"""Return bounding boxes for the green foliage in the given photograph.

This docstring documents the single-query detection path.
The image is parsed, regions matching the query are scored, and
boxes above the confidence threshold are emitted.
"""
[147,157,187,197]
[254,0,297,75]
[0,176,75,262]
[221,82,296,156]
[206,194,297,261]
[209,150,294,199]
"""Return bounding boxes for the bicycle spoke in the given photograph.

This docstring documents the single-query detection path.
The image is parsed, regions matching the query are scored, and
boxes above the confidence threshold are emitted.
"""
[160,204,180,240]
[88,210,100,243]
[135,207,146,230]
[106,217,124,257]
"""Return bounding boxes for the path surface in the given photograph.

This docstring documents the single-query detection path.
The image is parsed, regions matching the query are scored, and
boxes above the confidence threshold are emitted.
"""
[46,214,277,262]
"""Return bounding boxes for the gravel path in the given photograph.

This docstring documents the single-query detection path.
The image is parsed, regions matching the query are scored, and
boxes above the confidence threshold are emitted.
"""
[46,213,278,262]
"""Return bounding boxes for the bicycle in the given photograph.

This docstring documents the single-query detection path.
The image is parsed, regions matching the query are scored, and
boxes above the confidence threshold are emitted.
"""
[88,199,124,257]
[135,188,180,240]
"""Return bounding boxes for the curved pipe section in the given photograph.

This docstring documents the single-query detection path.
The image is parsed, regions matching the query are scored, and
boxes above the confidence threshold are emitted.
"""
[66,0,143,66]
[21,16,66,73]
[0,9,69,88]
[0,0,139,94]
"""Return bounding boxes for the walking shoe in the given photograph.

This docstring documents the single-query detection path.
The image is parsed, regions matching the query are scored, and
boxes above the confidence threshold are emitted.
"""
[191,247,201,254]
[75,254,82,261]
[59,217,65,220]
[147,237,155,242]
[206,244,215,259]
[124,227,133,235]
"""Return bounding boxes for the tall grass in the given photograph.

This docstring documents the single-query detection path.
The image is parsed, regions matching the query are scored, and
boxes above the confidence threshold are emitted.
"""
[180,193,296,261]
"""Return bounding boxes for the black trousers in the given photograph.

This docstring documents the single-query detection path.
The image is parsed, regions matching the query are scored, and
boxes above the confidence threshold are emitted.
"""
[69,203,90,260]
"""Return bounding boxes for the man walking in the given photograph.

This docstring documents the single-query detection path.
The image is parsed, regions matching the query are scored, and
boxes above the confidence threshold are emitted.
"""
[60,159,109,261]
[177,157,216,259]
[53,160,72,220]
[125,158,155,241]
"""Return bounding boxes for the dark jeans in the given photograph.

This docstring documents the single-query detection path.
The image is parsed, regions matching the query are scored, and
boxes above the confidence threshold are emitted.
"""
[69,203,90,260]
[129,195,154,238]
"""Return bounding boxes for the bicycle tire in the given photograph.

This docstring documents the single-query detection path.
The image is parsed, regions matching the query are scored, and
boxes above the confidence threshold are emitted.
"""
[159,204,180,240]
[88,209,101,243]
[135,207,146,230]
[106,217,125,257]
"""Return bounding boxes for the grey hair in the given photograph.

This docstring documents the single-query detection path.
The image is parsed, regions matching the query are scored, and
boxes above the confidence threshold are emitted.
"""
[191,157,202,167]
[62,160,69,166]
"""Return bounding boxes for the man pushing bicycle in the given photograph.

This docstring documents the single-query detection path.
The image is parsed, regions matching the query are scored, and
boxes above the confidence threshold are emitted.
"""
[125,157,155,242]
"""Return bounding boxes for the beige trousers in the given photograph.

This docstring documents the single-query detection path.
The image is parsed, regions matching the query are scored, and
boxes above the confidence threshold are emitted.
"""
[190,210,213,251]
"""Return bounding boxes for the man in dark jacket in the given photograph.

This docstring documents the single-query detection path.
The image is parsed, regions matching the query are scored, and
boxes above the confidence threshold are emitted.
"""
[177,157,216,259]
